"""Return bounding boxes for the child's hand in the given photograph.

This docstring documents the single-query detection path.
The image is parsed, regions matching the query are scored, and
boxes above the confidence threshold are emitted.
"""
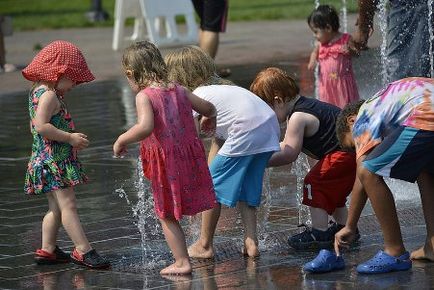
[200,116,216,137]
[68,133,89,150]
[113,140,128,158]
[334,226,356,256]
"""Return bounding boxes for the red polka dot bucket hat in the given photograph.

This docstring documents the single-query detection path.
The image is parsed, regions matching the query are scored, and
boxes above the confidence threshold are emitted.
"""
[22,40,95,84]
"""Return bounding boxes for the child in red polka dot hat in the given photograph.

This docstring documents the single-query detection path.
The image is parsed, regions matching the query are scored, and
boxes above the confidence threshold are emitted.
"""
[22,40,94,85]
[22,40,110,269]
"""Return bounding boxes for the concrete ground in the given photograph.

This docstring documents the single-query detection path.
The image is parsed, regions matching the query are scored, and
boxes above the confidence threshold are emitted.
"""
[1,15,433,290]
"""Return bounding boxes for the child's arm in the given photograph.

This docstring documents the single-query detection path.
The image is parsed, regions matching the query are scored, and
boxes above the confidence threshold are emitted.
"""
[307,42,319,71]
[33,90,89,150]
[113,91,154,157]
[186,90,217,137]
[334,160,367,255]
[268,112,305,167]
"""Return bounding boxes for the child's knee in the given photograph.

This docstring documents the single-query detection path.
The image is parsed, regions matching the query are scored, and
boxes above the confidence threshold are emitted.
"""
[357,164,378,183]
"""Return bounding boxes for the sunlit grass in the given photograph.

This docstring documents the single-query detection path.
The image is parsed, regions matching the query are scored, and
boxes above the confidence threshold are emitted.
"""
[0,0,357,31]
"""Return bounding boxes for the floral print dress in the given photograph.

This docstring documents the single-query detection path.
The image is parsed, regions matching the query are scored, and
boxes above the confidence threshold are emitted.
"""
[25,87,87,195]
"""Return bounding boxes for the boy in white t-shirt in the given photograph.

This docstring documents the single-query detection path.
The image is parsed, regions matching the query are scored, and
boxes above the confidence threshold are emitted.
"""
[165,46,280,257]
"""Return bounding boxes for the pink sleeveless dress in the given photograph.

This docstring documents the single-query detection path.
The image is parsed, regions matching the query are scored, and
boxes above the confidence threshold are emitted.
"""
[139,84,217,220]
[318,33,360,108]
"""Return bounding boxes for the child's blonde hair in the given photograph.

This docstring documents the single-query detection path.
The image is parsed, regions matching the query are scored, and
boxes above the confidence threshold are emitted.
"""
[165,45,233,91]
[122,41,168,88]
[250,67,300,105]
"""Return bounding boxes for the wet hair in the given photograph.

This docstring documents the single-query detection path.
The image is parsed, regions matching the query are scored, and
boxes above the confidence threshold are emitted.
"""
[250,67,300,105]
[122,41,168,88]
[307,5,340,32]
[336,100,365,146]
[164,45,233,91]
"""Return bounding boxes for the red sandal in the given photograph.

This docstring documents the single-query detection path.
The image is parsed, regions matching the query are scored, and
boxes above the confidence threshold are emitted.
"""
[70,248,110,269]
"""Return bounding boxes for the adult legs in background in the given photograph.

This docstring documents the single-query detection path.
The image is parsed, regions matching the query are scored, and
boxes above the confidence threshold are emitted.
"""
[199,29,219,59]
[192,0,230,76]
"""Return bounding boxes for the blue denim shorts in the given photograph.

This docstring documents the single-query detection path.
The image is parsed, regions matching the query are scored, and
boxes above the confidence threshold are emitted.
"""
[209,151,273,207]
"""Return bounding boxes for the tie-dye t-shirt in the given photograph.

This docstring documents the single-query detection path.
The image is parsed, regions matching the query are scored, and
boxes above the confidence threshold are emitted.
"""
[353,77,434,159]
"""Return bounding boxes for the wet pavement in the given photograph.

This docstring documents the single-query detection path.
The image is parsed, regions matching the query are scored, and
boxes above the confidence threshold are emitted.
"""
[1,15,434,290]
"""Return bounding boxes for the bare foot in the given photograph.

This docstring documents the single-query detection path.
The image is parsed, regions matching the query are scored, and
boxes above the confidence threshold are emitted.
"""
[160,259,192,275]
[161,273,192,282]
[411,245,434,261]
[243,238,259,257]
[187,240,214,259]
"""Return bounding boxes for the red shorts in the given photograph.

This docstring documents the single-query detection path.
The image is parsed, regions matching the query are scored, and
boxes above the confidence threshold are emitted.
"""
[302,151,356,215]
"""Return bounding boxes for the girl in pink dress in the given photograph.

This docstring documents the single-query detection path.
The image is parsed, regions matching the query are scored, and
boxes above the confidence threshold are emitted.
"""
[307,5,360,108]
[113,41,217,275]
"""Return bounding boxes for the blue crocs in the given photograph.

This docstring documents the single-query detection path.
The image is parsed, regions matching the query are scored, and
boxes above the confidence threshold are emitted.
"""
[357,250,412,274]
[303,249,345,273]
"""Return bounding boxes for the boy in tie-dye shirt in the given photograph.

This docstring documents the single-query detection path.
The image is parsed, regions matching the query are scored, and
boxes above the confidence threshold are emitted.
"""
[334,77,434,274]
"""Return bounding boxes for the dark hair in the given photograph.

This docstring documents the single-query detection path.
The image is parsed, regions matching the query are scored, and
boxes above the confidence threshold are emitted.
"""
[336,100,365,146]
[307,5,340,32]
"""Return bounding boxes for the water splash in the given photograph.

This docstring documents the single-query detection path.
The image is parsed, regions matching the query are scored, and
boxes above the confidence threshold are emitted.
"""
[290,154,311,226]
[114,157,165,271]
[341,0,347,33]
[377,0,389,85]
[257,169,272,246]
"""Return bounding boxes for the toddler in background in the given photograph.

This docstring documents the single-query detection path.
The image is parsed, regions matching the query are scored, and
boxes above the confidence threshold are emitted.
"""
[113,41,217,275]
[308,4,360,108]
[22,40,110,269]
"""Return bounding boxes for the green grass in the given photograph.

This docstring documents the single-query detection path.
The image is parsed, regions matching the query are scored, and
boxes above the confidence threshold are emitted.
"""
[0,0,358,31]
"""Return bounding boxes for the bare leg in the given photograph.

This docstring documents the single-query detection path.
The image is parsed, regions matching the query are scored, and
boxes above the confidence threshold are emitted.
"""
[199,29,219,59]
[207,138,223,165]
[332,207,348,226]
[159,217,192,275]
[310,207,329,231]
[239,202,259,257]
[188,204,221,258]
[41,192,62,253]
[411,171,434,261]
[54,188,91,254]
[358,167,405,257]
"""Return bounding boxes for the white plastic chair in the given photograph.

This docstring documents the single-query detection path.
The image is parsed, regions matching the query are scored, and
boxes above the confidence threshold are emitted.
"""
[112,0,198,50]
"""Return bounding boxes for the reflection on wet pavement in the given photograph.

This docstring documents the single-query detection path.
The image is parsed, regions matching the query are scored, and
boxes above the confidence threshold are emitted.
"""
[1,55,432,289]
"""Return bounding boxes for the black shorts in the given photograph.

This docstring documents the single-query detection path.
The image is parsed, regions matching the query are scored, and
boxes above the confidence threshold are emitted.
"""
[192,0,228,32]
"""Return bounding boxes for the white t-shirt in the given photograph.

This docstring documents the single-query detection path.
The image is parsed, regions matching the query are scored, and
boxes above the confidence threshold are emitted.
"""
[193,85,280,157]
